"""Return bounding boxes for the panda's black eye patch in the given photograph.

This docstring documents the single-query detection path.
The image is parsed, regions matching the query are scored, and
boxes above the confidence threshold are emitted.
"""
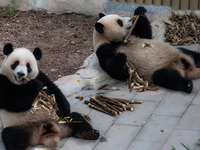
[11,61,19,70]
[117,20,123,27]
[26,63,32,73]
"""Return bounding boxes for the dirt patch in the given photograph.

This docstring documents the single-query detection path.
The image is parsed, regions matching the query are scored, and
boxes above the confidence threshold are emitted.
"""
[0,10,98,81]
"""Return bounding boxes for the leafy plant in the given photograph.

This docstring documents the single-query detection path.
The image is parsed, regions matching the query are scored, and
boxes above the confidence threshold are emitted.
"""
[171,143,192,150]
[1,0,19,17]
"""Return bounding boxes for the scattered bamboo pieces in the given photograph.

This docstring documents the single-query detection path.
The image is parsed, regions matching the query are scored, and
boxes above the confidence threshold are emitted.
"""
[165,12,200,45]
[83,113,92,122]
[84,94,142,116]
[25,78,82,124]
[75,96,84,100]
[126,63,158,92]
[124,15,140,43]
[58,116,82,124]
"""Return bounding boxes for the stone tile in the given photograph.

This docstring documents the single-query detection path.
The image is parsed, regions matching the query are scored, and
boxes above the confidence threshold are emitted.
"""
[87,110,117,135]
[133,88,167,102]
[176,105,200,131]
[70,100,91,114]
[192,88,200,105]
[135,115,180,143]
[94,124,141,150]
[68,89,97,106]
[61,138,98,150]
[161,129,200,150]
[153,91,195,117]
[104,82,136,100]
[115,102,158,126]
[127,140,162,150]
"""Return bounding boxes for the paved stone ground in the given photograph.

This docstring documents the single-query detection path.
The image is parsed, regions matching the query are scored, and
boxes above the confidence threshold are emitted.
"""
[1,76,200,150]
[29,77,200,150]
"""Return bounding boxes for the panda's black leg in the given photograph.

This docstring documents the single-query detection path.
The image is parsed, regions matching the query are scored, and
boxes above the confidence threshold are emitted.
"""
[152,68,193,93]
[177,47,200,67]
[2,126,31,150]
[67,112,99,140]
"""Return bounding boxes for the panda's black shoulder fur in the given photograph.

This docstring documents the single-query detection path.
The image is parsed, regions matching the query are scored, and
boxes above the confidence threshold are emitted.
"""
[0,71,70,116]
[132,7,152,39]
[96,41,129,80]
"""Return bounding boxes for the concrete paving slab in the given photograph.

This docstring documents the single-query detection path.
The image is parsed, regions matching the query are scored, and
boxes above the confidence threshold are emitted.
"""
[135,115,180,143]
[176,105,200,131]
[127,140,163,150]
[115,101,158,126]
[153,91,196,117]
[94,124,141,150]
[161,129,200,150]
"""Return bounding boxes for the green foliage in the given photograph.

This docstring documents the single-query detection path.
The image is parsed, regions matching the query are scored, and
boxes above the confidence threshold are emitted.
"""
[1,0,19,17]
[171,143,192,150]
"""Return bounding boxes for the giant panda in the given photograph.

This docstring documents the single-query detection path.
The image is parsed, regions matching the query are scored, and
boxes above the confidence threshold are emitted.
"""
[94,7,200,93]
[0,43,99,150]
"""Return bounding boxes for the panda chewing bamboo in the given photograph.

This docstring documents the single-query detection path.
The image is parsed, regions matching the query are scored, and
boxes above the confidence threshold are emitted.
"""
[94,7,200,93]
[0,43,99,150]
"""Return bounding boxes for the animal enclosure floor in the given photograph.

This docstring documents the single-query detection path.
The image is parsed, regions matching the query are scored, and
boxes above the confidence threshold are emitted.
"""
[30,75,200,150]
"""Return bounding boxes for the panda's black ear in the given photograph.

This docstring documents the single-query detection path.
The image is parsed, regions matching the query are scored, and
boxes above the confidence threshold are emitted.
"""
[99,13,105,19]
[95,22,104,34]
[3,43,13,55]
[33,48,42,60]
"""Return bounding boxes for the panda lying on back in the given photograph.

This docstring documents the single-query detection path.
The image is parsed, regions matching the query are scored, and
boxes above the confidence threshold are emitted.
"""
[0,43,99,150]
[94,7,200,93]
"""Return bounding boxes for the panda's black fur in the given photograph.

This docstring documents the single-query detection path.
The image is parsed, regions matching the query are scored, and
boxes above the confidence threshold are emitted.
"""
[0,43,99,150]
[94,7,200,93]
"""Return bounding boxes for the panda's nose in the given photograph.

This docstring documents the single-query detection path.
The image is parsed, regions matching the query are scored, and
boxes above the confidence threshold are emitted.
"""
[17,72,25,77]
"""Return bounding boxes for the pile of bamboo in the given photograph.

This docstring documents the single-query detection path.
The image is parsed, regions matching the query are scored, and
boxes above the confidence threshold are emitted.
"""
[126,63,158,92]
[84,94,142,116]
[165,12,200,45]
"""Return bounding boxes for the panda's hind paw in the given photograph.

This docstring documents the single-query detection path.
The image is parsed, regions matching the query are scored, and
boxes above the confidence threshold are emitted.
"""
[74,129,100,140]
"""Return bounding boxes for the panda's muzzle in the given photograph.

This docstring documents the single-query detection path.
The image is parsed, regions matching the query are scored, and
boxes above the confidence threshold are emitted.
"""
[15,72,26,81]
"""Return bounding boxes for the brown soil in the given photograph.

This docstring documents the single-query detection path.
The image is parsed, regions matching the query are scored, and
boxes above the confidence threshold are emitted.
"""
[0,10,98,81]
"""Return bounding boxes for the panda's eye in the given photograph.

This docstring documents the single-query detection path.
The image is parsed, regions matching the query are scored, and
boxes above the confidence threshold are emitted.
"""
[117,20,123,27]
[11,61,19,70]
[26,63,32,73]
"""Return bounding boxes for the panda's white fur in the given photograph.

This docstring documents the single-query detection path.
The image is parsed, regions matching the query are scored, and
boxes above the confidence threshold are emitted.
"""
[94,13,200,93]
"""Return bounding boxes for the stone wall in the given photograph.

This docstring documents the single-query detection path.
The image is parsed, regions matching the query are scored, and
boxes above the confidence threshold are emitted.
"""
[0,0,106,15]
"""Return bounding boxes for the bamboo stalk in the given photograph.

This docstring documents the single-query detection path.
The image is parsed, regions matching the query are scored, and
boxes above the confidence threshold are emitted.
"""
[124,15,139,43]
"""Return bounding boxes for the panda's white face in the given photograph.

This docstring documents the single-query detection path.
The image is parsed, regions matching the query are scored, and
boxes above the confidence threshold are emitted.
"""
[96,14,132,42]
[0,48,39,85]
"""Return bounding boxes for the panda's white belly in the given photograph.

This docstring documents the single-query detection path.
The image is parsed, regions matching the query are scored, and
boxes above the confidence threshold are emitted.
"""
[118,38,183,81]
[0,109,51,128]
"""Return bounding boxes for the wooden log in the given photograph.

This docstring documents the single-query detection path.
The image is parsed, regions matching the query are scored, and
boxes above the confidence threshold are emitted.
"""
[190,0,198,10]
[154,0,162,6]
[145,0,152,5]
[181,0,189,10]
[136,0,143,4]
[127,0,135,3]
[172,0,180,10]
[162,0,171,6]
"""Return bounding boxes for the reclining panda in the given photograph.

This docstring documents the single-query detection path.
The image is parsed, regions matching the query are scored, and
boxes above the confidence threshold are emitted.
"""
[94,7,200,93]
[0,43,99,150]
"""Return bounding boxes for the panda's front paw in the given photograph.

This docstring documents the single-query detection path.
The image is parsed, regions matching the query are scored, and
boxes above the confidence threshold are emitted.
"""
[134,6,147,15]
[74,129,100,140]
[28,79,43,91]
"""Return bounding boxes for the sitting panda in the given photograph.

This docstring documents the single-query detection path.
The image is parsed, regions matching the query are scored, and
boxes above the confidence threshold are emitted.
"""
[94,7,200,93]
[0,43,99,150]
